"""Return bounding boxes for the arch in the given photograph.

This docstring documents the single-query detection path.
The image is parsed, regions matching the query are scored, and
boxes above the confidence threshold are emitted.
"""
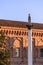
[13,37,23,48]
[13,39,20,48]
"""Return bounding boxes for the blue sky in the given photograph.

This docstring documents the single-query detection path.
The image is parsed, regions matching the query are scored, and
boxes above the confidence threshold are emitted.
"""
[0,0,43,23]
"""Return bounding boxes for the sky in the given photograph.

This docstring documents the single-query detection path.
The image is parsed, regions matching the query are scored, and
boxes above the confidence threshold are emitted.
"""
[0,0,43,23]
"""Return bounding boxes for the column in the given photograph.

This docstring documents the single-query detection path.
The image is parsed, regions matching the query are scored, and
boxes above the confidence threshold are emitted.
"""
[27,14,33,65]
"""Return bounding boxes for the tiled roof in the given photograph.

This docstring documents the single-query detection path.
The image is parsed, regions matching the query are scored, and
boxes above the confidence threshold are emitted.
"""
[0,19,43,29]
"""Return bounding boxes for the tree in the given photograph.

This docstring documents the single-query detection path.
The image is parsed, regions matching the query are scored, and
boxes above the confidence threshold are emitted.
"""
[0,31,10,65]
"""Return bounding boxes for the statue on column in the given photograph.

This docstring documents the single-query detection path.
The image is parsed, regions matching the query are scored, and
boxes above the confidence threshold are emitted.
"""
[28,14,31,23]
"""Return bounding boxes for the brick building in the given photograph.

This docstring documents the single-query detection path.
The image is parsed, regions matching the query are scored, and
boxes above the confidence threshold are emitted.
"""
[0,19,43,65]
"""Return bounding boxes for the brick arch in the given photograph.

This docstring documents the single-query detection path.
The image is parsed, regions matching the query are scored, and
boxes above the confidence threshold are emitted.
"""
[13,39,20,48]
[13,37,23,48]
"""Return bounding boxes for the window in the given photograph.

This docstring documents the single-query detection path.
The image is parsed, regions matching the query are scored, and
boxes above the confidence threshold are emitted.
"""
[15,48,19,57]
[32,38,35,47]
[23,47,27,57]
[13,39,20,57]
[13,48,20,57]
[40,48,43,57]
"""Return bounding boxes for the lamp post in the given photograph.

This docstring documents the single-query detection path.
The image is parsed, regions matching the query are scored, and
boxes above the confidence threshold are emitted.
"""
[27,14,33,65]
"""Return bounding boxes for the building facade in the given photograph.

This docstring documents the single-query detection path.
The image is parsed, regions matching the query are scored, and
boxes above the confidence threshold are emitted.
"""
[0,19,43,65]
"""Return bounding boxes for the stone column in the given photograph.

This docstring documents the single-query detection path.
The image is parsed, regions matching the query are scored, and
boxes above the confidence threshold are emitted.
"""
[27,14,33,65]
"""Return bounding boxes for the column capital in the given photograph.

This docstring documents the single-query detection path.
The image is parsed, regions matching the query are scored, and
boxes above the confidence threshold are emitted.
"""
[26,14,33,30]
[26,24,32,30]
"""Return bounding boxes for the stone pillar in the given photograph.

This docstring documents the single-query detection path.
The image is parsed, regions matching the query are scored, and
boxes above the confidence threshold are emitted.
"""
[27,14,33,65]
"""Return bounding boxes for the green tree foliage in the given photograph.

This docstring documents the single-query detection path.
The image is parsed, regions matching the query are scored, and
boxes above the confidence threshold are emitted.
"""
[0,31,10,65]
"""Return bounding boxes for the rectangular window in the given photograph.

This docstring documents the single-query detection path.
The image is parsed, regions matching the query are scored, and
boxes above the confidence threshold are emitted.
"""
[23,47,28,57]
[32,38,35,47]
[13,48,20,57]
[40,49,43,57]
[15,48,20,57]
